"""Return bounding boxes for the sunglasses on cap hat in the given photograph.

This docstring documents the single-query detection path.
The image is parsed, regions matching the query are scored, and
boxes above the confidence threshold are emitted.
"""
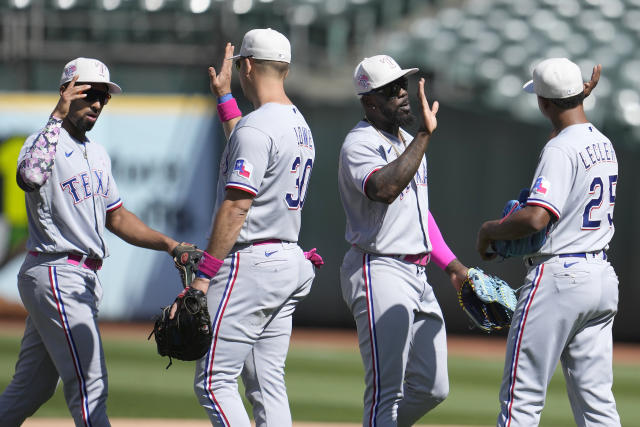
[83,88,111,105]
[368,76,408,98]
[234,56,253,71]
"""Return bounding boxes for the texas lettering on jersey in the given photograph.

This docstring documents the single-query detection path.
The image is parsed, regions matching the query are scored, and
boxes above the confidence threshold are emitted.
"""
[398,158,428,200]
[60,169,110,204]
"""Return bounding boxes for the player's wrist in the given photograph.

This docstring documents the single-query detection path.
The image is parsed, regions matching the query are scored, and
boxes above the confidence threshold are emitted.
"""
[217,97,242,122]
[217,93,233,104]
[50,112,65,122]
[191,276,211,293]
[194,270,212,280]
[198,252,223,278]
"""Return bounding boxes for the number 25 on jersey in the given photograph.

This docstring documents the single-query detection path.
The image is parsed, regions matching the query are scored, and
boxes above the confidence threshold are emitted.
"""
[582,174,617,230]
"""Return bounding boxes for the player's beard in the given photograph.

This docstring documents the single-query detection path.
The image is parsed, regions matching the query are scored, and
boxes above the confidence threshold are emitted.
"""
[395,110,415,128]
[381,103,415,128]
[73,114,97,134]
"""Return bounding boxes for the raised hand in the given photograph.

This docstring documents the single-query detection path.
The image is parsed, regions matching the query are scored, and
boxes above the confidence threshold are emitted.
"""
[52,75,90,120]
[417,78,439,135]
[209,42,236,97]
[583,64,602,98]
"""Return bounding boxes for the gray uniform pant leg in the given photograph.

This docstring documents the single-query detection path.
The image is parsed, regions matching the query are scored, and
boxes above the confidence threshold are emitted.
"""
[194,243,314,427]
[0,316,59,426]
[341,248,449,427]
[497,256,620,427]
[562,263,620,427]
[1,256,109,427]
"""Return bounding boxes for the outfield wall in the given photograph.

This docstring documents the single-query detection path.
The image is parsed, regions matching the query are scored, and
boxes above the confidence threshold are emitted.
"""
[0,93,638,342]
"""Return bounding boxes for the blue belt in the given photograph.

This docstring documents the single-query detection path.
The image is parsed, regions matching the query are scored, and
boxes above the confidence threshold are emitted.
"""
[526,251,607,266]
[558,252,607,260]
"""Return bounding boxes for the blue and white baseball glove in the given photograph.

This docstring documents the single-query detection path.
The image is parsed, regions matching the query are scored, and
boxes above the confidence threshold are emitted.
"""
[491,189,548,258]
[458,267,517,333]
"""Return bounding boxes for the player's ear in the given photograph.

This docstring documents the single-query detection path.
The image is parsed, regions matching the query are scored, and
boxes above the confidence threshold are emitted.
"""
[244,57,253,77]
[537,96,551,115]
[361,95,377,112]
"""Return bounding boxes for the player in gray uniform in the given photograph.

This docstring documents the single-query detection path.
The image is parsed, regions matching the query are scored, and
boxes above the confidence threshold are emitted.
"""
[0,58,180,427]
[339,55,470,427]
[181,29,318,427]
[477,58,620,426]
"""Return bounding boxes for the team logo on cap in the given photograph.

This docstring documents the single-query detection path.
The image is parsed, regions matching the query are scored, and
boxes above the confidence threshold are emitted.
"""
[358,74,370,89]
[64,65,77,79]
[379,55,398,69]
[94,61,107,78]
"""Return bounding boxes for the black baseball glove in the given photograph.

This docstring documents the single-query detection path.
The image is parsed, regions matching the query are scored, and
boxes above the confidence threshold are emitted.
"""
[457,267,517,333]
[172,242,203,288]
[148,287,213,368]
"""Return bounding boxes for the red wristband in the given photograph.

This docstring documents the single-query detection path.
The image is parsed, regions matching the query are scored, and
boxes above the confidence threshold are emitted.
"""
[198,252,223,278]
[216,98,242,122]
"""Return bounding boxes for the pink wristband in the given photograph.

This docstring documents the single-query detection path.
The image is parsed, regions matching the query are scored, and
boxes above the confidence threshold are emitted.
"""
[216,98,242,122]
[428,211,457,270]
[198,252,224,278]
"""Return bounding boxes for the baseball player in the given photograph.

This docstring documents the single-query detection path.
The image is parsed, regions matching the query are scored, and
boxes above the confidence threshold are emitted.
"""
[339,55,470,426]
[179,29,319,427]
[477,58,619,426]
[0,57,181,426]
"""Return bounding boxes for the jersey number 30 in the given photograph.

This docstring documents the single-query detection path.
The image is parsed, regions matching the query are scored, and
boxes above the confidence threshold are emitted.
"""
[285,157,313,210]
[582,175,617,230]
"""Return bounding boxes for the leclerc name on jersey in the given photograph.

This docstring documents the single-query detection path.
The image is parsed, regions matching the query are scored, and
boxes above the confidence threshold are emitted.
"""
[579,140,617,171]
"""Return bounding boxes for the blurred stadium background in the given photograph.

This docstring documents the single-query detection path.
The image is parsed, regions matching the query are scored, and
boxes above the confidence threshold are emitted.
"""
[0,0,639,342]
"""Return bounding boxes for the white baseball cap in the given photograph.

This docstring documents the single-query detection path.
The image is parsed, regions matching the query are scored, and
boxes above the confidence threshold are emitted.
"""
[229,28,291,63]
[353,55,418,96]
[59,57,122,94]
[523,58,583,99]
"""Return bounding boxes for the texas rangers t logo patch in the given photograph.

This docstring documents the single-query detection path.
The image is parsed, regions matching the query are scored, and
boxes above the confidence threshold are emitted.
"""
[233,159,253,178]
[532,176,550,195]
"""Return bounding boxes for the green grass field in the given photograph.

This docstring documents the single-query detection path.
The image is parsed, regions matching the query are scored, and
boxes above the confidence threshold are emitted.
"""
[0,332,638,426]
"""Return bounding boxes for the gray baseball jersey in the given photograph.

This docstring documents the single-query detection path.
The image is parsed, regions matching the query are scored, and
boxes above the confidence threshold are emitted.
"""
[18,122,122,258]
[214,103,314,243]
[499,122,620,426]
[339,120,448,426]
[338,120,431,255]
[197,102,316,427]
[0,116,119,426]
[525,123,617,254]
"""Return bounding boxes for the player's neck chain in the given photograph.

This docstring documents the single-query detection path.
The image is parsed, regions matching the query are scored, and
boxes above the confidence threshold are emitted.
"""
[364,117,406,158]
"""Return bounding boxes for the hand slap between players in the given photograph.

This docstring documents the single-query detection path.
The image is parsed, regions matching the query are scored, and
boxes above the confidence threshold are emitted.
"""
[417,77,439,135]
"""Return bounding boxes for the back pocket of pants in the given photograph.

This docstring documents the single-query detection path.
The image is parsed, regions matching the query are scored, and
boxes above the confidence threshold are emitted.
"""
[552,270,590,290]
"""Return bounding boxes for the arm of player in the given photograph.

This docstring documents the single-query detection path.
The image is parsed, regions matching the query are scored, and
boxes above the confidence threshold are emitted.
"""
[17,75,91,192]
[366,78,438,204]
[428,210,467,292]
[210,42,242,140]
[188,188,254,294]
[476,205,551,260]
[106,205,179,255]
